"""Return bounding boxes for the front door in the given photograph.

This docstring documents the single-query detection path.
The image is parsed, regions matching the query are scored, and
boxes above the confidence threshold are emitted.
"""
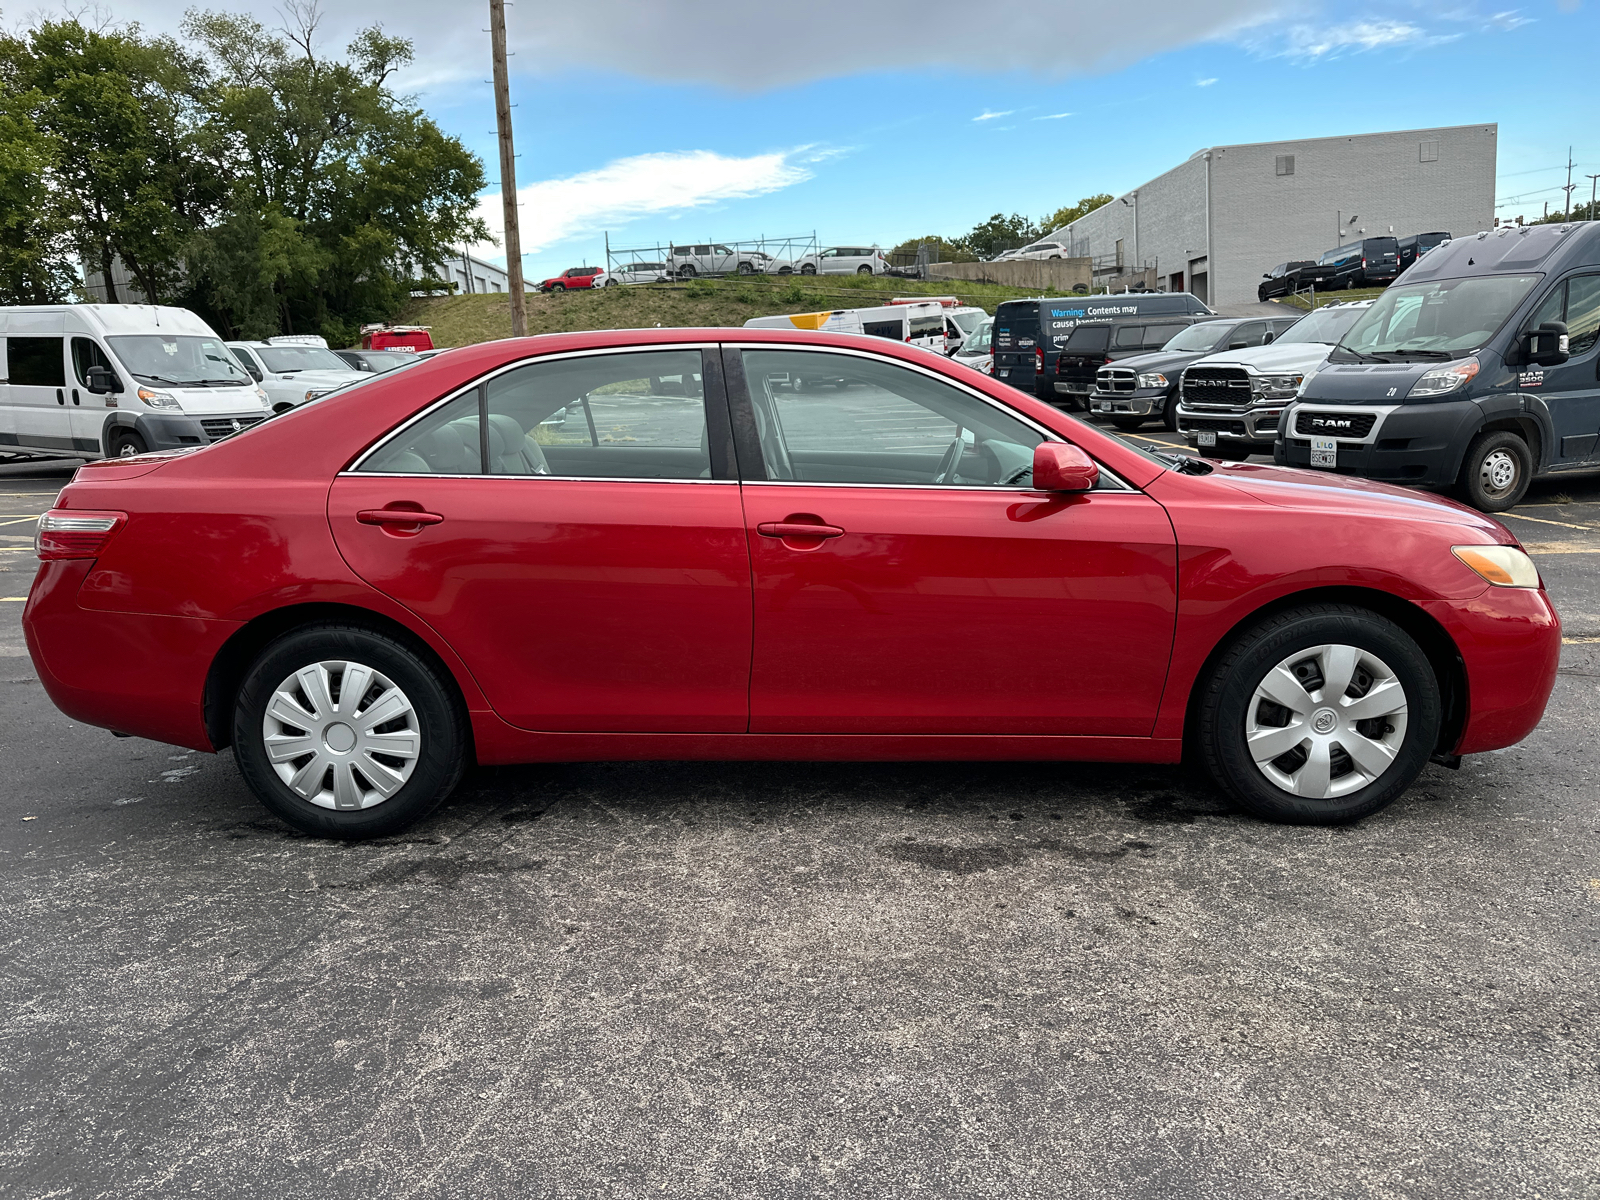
[730,345,1178,736]
[330,346,753,733]
[70,336,119,456]
[1525,273,1600,463]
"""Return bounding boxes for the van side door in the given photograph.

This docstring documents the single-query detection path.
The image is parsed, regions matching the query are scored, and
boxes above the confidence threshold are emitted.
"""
[1524,274,1600,464]
[0,329,71,453]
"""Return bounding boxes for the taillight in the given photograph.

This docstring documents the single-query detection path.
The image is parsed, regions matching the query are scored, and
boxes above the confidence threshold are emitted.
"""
[1362,258,1368,268]
[36,510,126,560]
[1035,346,1044,374]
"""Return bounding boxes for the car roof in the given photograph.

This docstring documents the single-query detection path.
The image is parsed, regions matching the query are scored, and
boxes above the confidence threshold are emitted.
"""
[1404,221,1600,282]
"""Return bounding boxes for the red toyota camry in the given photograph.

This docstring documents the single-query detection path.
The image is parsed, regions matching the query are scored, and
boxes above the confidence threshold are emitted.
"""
[24,329,1560,838]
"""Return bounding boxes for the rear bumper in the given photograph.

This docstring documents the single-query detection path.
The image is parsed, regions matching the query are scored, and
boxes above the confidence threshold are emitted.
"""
[1427,587,1561,755]
[24,560,232,751]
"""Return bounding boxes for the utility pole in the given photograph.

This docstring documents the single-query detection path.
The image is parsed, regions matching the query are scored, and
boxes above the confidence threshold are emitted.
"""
[1562,146,1576,221]
[1587,174,1599,222]
[489,0,527,337]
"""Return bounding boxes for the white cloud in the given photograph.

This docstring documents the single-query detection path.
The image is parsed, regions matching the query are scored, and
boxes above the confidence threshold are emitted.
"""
[470,149,813,257]
[1035,111,1075,120]
[973,109,1015,122]
[1245,16,1468,61]
[1196,77,1219,86]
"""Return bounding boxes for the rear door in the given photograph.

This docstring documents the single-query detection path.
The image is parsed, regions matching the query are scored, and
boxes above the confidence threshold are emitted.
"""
[730,344,1177,736]
[991,301,1041,393]
[330,345,754,732]
[0,327,71,453]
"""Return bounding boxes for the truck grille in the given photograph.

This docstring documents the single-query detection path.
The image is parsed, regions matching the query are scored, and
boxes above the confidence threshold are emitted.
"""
[1095,367,1136,395]
[1294,411,1376,438]
[1182,366,1252,410]
[201,415,266,441]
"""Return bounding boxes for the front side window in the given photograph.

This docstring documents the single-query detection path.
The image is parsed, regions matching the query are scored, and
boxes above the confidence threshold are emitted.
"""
[1336,275,1539,360]
[71,337,118,387]
[1530,275,1600,356]
[361,349,712,479]
[107,335,252,385]
[253,345,350,373]
[1161,323,1227,353]
[740,348,1044,487]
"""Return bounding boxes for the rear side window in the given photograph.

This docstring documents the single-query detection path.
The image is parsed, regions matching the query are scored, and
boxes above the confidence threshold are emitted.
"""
[862,320,902,340]
[361,349,712,480]
[5,337,64,386]
[1114,325,1145,348]
[1144,323,1183,347]
[1065,326,1111,352]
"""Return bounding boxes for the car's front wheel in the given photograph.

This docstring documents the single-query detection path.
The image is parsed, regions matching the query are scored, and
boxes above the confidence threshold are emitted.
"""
[678,265,696,279]
[1198,604,1440,824]
[111,430,148,458]
[232,625,468,839]
[856,265,872,275]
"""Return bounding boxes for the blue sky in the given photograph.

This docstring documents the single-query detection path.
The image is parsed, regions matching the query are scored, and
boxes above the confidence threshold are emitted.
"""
[95,0,1600,280]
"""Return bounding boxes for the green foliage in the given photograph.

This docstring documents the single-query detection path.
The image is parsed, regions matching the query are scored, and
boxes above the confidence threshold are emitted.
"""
[1039,193,1113,234]
[778,278,807,305]
[0,77,76,302]
[963,213,1039,259]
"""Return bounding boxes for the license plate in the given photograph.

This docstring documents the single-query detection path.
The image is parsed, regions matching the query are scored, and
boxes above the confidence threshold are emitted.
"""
[998,369,1010,377]
[1197,431,1216,447]
[1311,436,1337,468]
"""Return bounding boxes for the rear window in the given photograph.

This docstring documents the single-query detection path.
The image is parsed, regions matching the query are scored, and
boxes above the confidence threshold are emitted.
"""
[993,301,1039,352]
[1065,325,1111,352]
[1365,238,1399,255]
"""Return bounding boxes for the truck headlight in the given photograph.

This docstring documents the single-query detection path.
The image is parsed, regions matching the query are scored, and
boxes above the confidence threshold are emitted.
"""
[1410,356,1480,398]
[136,387,180,410]
[1253,373,1304,399]
[1136,373,1169,389]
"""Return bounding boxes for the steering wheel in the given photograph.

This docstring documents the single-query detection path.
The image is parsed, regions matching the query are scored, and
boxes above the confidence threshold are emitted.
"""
[934,436,966,484]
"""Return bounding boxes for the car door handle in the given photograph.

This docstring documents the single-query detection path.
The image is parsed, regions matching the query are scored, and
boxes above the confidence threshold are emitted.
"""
[757,521,845,539]
[357,508,445,526]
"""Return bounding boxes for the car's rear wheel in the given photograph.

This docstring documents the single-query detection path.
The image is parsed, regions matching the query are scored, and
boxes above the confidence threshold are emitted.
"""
[233,625,468,839]
[1456,429,1531,513]
[1198,605,1440,824]
[111,430,148,458]
[738,262,754,275]
[800,264,816,275]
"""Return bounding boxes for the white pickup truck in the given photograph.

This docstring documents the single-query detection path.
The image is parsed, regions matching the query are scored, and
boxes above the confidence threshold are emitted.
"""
[227,336,368,412]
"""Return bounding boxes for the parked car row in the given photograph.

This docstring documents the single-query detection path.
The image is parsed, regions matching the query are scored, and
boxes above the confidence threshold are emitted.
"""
[1258,231,1451,301]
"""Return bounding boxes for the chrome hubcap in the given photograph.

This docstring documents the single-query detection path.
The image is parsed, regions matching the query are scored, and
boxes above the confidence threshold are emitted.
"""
[262,660,421,810]
[1480,449,1518,496]
[1245,643,1408,799]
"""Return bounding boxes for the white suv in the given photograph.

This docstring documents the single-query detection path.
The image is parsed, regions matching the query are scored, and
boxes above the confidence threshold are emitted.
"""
[791,246,888,276]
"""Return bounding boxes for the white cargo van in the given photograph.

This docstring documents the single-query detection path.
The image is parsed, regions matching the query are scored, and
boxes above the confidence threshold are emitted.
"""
[744,302,948,351]
[0,304,270,459]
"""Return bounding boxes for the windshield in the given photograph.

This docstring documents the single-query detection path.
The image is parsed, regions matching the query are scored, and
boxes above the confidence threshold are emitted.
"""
[1064,325,1111,352]
[1276,306,1367,345]
[1335,275,1539,360]
[106,335,252,387]
[1161,323,1227,353]
[256,345,351,373]
[959,320,993,354]
[948,310,985,336]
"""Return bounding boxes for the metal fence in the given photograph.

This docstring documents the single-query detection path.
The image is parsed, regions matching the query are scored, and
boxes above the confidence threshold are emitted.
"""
[604,233,821,279]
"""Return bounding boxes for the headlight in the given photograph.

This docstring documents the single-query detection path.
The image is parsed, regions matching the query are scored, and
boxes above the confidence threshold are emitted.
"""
[1410,356,1480,398]
[1252,373,1304,399]
[1452,544,1540,588]
[136,387,179,410]
[1136,373,1169,389]
[254,386,269,401]
[304,389,329,402]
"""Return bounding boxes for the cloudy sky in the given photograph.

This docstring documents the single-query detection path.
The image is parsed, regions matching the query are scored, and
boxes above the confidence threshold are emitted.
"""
[27,0,1597,280]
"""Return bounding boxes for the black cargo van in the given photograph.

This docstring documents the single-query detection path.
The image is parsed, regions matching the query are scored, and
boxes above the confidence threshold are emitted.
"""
[1397,231,1451,273]
[1318,237,1401,289]
[1279,222,1600,511]
[992,292,1212,403]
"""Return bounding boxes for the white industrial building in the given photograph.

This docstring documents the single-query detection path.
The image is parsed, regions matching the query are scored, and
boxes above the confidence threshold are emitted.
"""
[1049,123,1498,307]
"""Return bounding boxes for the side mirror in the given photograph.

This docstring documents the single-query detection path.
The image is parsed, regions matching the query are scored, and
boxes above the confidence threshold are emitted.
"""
[1228,340,1248,350]
[1263,273,1272,280]
[85,364,121,394]
[1032,442,1098,492]
[1263,332,1275,344]
[1526,321,1570,367]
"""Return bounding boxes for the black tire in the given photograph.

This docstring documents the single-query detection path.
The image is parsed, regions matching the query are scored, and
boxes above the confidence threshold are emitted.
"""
[232,624,469,839]
[856,265,872,275]
[1162,395,1179,432]
[1456,429,1532,513]
[800,264,816,275]
[1198,604,1441,825]
[1111,416,1147,432]
[550,283,565,292]
[738,262,754,275]
[678,264,696,279]
[111,430,148,458]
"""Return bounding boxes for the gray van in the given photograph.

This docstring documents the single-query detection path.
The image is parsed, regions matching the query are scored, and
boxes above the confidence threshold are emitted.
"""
[1279,222,1600,511]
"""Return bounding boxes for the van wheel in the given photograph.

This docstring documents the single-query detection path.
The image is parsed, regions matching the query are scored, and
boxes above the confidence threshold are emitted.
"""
[1198,604,1440,824]
[1457,430,1531,513]
[856,265,872,275]
[232,625,468,839]
[112,430,148,458]
[800,264,816,275]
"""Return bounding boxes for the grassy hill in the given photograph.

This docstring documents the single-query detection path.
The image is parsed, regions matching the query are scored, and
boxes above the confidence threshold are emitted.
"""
[400,274,1046,347]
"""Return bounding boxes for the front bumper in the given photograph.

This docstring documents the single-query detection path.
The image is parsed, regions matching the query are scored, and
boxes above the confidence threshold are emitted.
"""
[1429,585,1561,755]
[1088,389,1171,417]
[1277,399,1477,487]
[123,411,270,452]
[1175,403,1287,446]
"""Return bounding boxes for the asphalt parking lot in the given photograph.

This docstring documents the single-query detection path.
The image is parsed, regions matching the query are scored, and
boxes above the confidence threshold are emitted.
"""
[2,448,1597,1199]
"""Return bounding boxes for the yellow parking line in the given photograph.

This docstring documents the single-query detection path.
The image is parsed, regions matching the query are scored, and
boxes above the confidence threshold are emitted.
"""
[1564,636,1600,644]
[0,597,26,602]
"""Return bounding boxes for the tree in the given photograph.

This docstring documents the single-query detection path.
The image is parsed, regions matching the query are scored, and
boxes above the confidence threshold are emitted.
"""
[182,6,487,339]
[7,19,217,304]
[0,60,77,302]
[962,213,1039,259]
[1039,193,1113,236]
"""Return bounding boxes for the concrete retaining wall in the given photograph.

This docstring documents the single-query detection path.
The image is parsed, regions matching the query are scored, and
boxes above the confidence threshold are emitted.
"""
[929,258,1093,291]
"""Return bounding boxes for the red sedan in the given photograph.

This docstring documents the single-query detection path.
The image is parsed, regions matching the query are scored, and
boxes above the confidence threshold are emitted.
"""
[25,330,1559,839]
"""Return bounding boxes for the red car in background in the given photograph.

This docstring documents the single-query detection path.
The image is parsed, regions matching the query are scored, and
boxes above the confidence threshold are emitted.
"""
[25,329,1559,840]
[537,267,611,292]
